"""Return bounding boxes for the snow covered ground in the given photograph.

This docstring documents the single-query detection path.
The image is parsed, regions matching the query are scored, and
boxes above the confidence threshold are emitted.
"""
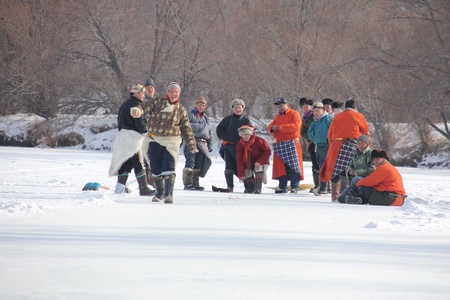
[1,146,449,300]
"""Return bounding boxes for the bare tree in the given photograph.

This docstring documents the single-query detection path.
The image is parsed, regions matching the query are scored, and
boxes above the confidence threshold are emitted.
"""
[0,0,65,118]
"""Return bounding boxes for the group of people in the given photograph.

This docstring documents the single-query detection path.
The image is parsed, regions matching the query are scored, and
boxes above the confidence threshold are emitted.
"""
[109,80,199,204]
[300,97,406,206]
[109,79,406,206]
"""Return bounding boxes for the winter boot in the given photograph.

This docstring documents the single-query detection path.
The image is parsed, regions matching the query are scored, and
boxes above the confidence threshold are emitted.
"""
[192,169,205,191]
[331,182,341,202]
[310,172,320,193]
[152,176,164,202]
[146,168,154,188]
[163,174,176,204]
[327,181,332,194]
[136,170,156,196]
[254,172,263,194]
[182,167,195,190]
[224,169,234,192]
[244,177,256,193]
[314,180,328,196]
[345,195,363,204]
[114,173,131,194]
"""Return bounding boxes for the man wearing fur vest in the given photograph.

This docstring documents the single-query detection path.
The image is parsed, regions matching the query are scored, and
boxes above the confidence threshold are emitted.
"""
[236,125,271,194]
[109,83,156,197]
[132,82,198,204]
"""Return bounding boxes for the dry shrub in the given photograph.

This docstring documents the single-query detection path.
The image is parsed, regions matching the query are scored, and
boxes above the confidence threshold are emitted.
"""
[0,131,36,147]
[47,132,85,147]
[90,124,116,134]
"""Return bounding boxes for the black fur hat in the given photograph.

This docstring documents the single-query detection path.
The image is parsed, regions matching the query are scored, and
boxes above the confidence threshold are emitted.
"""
[299,98,313,107]
[371,149,388,160]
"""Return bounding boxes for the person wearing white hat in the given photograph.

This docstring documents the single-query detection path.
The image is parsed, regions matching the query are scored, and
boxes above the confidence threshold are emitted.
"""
[308,102,334,195]
[214,99,252,192]
[131,82,198,203]
[109,83,155,197]
[236,125,271,194]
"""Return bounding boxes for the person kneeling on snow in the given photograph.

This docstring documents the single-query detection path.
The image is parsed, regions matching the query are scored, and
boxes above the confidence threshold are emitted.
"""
[236,125,271,194]
[345,150,406,206]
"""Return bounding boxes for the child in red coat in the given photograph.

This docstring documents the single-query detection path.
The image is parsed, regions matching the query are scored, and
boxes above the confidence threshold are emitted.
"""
[236,125,271,194]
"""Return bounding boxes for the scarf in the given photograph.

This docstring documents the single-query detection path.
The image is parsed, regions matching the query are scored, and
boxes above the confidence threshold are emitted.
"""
[302,109,313,123]
[238,134,256,171]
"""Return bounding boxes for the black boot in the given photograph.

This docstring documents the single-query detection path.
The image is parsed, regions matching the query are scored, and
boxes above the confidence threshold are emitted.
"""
[224,170,234,192]
[254,172,263,194]
[152,176,164,202]
[182,167,195,190]
[136,171,156,196]
[310,172,320,193]
[244,177,256,193]
[192,169,205,191]
[163,174,176,204]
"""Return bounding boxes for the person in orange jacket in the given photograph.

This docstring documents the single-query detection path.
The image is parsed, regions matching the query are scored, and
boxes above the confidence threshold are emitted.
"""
[345,149,406,206]
[268,98,304,194]
[319,99,370,201]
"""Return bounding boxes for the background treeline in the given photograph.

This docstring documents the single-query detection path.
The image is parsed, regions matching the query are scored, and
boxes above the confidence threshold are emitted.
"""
[1,0,449,156]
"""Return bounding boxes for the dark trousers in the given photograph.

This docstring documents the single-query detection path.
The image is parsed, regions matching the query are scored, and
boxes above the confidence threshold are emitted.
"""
[307,142,320,172]
[118,152,144,175]
[148,142,175,176]
[278,163,300,190]
[220,144,237,175]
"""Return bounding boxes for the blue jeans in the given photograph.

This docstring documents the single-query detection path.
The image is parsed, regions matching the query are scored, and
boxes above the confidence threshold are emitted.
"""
[184,145,205,169]
[340,176,362,200]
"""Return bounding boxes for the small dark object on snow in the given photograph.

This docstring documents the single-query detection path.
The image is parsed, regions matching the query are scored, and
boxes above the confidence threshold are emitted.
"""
[212,185,232,192]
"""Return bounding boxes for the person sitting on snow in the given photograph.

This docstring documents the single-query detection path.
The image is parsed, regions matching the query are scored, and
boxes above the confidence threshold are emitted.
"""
[338,134,375,203]
[345,149,406,206]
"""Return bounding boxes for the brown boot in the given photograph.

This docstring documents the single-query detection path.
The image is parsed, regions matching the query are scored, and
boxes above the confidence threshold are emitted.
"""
[254,172,263,194]
[331,182,341,202]
[182,167,194,190]
[192,169,205,191]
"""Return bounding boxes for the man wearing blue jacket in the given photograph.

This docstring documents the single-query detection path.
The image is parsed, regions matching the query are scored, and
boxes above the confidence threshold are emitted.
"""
[307,102,333,194]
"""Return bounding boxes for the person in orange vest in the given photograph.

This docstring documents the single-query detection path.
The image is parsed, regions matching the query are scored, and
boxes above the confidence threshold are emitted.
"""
[319,99,370,201]
[345,149,407,206]
[268,98,304,194]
